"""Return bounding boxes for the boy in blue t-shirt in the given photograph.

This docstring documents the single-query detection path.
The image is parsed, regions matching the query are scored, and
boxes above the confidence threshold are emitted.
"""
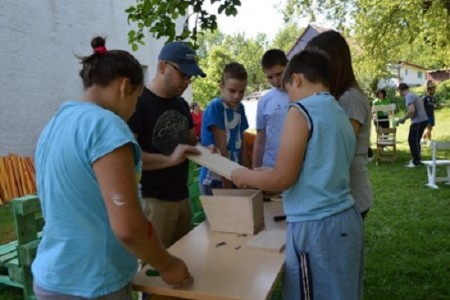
[232,50,363,299]
[200,62,250,195]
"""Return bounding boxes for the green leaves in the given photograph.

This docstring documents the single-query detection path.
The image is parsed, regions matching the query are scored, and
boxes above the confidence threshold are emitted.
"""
[283,0,450,93]
[125,0,242,50]
[191,29,268,107]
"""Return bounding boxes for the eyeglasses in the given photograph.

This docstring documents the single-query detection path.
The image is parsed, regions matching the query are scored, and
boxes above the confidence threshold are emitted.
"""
[166,61,197,82]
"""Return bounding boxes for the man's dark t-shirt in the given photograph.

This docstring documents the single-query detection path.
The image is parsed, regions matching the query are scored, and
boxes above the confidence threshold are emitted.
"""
[128,87,194,201]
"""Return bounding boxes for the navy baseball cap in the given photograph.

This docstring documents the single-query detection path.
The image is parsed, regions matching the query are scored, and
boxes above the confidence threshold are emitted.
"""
[158,42,206,78]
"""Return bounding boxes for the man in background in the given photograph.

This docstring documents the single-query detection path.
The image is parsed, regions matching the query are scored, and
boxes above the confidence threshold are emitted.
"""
[397,83,428,168]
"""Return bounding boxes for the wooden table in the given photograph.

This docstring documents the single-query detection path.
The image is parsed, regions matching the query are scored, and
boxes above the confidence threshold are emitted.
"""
[132,202,286,300]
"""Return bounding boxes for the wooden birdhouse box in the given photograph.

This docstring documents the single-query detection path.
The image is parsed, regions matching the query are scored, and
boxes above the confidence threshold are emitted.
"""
[200,189,264,235]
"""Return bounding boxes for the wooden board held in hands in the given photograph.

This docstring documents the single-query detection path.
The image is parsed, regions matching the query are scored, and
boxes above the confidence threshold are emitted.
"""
[186,145,243,180]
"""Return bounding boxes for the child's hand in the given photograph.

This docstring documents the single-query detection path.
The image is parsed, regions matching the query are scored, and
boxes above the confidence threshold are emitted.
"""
[253,167,270,171]
[206,144,221,155]
[231,167,248,188]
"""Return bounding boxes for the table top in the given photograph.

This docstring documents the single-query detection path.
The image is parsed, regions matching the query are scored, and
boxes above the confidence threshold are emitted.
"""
[132,201,286,300]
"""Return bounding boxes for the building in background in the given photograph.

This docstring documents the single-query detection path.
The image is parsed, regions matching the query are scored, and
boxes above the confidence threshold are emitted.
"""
[0,1,188,156]
[242,90,269,130]
[286,25,434,90]
[286,23,329,59]
[427,68,450,83]
[378,61,428,89]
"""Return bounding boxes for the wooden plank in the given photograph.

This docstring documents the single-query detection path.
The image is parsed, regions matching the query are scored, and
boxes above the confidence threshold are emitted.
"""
[132,202,286,300]
[211,189,257,197]
[4,157,19,199]
[10,155,24,196]
[0,274,24,289]
[13,195,41,216]
[6,259,23,284]
[245,229,286,253]
[0,251,18,265]
[0,241,19,257]
[18,239,41,265]
[186,145,243,180]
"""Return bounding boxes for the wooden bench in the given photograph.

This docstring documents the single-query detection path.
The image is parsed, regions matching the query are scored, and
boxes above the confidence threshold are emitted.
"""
[0,195,43,299]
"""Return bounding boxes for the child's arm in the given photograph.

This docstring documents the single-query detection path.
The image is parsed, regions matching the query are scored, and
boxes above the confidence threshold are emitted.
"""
[240,138,250,168]
[252,130,266,168]
[231,107,308,191]
[211,125,233,188]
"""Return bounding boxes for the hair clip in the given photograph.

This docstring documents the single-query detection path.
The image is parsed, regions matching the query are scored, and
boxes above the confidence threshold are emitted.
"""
[94,46,107,54]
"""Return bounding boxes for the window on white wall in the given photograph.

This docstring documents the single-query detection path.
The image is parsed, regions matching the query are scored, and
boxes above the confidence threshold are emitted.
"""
[418,71,423,78]
[405,69,409,76]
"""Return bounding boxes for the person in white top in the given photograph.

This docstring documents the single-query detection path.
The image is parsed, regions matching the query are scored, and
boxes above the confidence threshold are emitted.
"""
[253,49,290,169]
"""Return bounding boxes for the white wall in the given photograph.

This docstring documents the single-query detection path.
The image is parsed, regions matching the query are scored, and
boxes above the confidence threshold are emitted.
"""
[0,0,186,156]
[242,100,258,130]
[401,65,427,86]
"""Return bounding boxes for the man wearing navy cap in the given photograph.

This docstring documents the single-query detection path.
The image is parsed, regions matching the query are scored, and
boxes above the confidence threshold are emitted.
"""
[128,42,205,247]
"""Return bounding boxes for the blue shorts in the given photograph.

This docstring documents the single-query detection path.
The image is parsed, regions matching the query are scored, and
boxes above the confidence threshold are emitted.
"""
[427,116,435,126]
[283,207,364,300]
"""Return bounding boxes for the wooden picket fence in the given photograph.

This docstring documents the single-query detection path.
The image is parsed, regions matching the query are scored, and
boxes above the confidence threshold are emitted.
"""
[0,154,36,205]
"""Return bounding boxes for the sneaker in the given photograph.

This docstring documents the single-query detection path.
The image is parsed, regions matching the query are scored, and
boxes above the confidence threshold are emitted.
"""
[420,139,426,145]
[405,162,423,168]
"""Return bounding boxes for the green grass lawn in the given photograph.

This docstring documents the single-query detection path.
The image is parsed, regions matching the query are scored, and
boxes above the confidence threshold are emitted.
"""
[364,106,450,299]
[1,108,449,299]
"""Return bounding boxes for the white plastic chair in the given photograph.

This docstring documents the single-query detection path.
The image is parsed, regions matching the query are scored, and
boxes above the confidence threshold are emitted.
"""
[422,141,450,189]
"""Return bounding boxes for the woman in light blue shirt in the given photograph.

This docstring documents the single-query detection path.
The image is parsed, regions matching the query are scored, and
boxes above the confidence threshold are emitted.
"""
[33,36,192,299]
